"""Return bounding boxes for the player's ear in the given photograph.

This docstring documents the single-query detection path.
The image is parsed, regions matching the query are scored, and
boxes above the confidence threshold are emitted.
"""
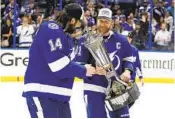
[70,18,76,25]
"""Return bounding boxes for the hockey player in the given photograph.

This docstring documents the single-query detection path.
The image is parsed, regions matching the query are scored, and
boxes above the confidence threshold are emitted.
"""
[22,3,96,118]
[83,8,133,118]
[123,31,144,86]
[122,31,144,108]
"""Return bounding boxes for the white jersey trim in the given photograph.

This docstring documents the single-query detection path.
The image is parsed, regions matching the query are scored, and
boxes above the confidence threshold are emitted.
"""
[48,56,70,72]
[123,56,134,62]
[84,83,106,94]
[24,83,72,96]
[33,97,44,118]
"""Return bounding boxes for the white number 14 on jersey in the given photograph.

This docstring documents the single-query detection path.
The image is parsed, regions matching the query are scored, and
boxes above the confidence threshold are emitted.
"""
[49,38,62,51]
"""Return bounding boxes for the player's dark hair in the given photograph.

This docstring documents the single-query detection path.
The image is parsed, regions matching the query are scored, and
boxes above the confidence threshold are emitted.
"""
[55,11,72,30]
[55,3,83,31]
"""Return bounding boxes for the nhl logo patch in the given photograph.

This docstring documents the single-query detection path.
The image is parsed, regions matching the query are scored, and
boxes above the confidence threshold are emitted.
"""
[48,23,59,29]
[101,10,110,16]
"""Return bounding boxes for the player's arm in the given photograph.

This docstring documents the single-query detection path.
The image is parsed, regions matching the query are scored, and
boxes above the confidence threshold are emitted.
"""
[135,49,143,79]
[121,37,134,82]
[135,49,144,86]
[122,41,133,74]
[37,24,95,79]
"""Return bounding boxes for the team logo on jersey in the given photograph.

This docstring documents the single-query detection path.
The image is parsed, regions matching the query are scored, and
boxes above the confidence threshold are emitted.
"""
[116,42,121,50]
[48,23,59,29]
[109,51,120,70]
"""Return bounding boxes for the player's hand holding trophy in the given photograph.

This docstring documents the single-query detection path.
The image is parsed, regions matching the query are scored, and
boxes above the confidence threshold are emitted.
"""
[84,31,140,111]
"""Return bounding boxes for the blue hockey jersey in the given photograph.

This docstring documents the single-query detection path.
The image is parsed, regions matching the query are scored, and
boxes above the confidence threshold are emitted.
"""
[84,31,133,94]
[130,45,143,81]
[23,21,88,101]
[70,36,90,64]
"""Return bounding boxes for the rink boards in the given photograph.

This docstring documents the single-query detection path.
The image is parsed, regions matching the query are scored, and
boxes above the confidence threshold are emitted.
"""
[0,49,174,83]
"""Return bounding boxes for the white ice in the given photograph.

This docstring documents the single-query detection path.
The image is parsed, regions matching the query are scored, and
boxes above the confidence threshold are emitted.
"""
[0,82,175,119]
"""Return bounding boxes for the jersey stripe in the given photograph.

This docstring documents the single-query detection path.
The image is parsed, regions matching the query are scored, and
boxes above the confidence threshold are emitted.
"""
[48,56,70,72]
[24,83,72,96]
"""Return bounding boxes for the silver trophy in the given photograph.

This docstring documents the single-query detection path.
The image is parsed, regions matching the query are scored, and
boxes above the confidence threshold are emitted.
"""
[84,32,140,111]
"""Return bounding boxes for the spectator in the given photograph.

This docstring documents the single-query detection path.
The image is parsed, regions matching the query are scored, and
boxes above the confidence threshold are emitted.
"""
[131,21,146,50]
[152,18,158,35]
[154,22,171,51]
[4,10,21,26]
[28,15,36,28]
[153,0,166,24]
[129,12,136,22]
[166,0,174,18]
[95,2,104,13]
[86,2,95,17]
[137,0,148,17]
[123,16,134,31]
[50,8,60,20]
[164,11,173,33]
[24,5,34,15]
[138,6,145,18]
[17,16,34,48]
[113,18,123,33]
[21,0,35,15]
[4,10,14,20]
[34,15,43,30]
[140,12,149,35]
[4,0,20,17]
[1,19,13,47]
[84,8,96,30]
[128,13,136,30]
[120,15,128,30]
[111,4,120,14]
[32,6,42,22]
[1,0,6,17]
[113,8,122,19]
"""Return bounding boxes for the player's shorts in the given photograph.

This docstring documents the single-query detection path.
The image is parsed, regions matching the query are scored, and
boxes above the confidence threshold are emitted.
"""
[84,90,130,118]
[109,106,130,118]
[26,96,71,118]
[84,91,107,118]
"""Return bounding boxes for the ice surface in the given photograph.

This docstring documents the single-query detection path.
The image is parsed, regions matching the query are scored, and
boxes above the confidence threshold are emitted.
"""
[0,82,175,119]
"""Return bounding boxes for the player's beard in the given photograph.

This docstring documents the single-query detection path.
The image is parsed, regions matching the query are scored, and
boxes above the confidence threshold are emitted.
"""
[64,23,75,34]
[97,26,110,35]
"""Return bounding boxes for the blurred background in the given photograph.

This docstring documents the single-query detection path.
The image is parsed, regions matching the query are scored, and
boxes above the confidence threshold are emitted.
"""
[0,0,174,51]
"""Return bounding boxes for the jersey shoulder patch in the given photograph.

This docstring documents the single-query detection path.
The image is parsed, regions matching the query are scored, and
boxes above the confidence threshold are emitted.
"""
[48,22,59,30]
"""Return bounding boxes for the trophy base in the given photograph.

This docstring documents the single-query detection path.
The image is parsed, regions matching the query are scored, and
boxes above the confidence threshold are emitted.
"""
[105,82,140,111]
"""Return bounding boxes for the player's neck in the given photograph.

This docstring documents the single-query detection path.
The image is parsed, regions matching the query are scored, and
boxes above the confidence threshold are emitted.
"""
[102,31,111,40]
[103,31,110,37]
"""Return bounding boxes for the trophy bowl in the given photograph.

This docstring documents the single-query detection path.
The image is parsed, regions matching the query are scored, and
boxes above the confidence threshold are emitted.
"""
[105,81,140,111]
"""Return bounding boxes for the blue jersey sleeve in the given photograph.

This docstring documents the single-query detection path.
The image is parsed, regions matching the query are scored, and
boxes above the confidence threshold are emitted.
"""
[36,22,87,79]
[121,36,133,72]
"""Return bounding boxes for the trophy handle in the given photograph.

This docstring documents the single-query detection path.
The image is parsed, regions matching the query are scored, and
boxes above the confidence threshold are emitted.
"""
[105,66,128,87]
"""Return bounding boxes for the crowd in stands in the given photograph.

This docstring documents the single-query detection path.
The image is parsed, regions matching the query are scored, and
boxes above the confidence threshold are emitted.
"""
[1,0,174,51]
